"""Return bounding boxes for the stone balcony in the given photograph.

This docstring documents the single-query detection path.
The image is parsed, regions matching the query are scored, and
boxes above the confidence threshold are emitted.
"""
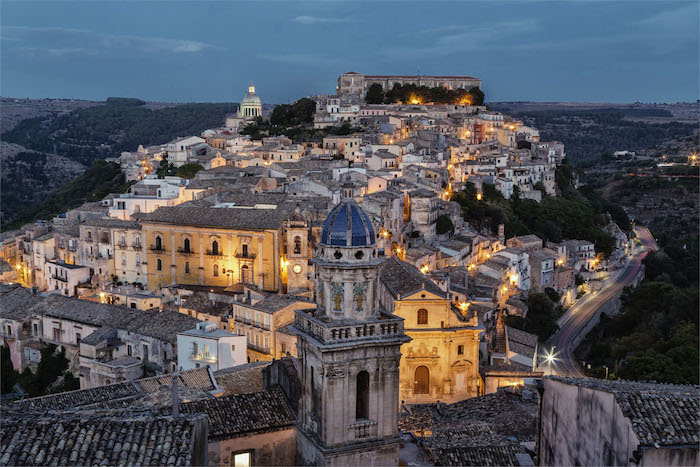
[293,310,405,345]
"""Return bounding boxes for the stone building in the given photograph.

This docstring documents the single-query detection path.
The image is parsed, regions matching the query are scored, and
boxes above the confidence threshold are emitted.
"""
[337,72,482,101]
[379,257,482,404]
[293,199,411,465]
[540,377,699,467]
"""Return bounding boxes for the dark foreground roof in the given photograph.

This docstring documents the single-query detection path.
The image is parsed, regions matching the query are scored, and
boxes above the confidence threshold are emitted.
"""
[0,411,206,466]
[548,377,700,447]
[432,445,528,466]
[180,386,295,440]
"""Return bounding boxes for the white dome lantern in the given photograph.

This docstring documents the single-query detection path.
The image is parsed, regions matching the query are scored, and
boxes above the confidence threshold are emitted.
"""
[237,83,262,119]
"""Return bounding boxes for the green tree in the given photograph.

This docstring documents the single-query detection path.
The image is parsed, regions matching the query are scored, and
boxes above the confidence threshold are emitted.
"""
[522,293,559,341]
[176,162,204,179]
[365,83,385,104]
[436,214,455,235]
[468,87,485,105]
[1,345,19,394]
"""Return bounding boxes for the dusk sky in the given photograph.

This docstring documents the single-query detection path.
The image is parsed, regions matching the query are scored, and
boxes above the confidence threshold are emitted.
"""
[2,1,698,104]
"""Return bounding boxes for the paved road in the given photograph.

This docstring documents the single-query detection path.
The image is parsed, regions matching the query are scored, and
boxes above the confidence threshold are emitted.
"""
[541,226,657,376]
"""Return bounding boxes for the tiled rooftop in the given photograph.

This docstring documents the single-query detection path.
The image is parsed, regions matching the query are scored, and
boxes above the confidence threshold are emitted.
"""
[380,256,446,299]
[549,377,700,447]
[180,386,295,441]
[213,361,271,396]
[0,412,206,466]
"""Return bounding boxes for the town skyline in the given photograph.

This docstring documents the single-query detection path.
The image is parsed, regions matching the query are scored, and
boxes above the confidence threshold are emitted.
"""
[2,1,698,103]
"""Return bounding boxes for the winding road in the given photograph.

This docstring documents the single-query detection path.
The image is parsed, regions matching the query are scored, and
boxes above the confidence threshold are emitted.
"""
[541,226,658,376]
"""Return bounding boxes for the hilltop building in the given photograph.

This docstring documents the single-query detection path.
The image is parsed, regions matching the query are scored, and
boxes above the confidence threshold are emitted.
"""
[338,72,482,101]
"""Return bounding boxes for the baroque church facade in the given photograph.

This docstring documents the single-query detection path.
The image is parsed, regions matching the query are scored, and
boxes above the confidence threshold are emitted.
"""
[293,200,410,466]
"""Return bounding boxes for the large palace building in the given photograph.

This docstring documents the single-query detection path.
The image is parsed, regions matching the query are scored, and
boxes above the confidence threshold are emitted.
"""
[337,72,482,100]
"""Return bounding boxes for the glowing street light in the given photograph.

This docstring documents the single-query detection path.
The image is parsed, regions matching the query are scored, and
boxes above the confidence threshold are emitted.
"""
[16,264,21,270]
[476,193,483,201]
[420,264,430,274]
[557,259,564,266]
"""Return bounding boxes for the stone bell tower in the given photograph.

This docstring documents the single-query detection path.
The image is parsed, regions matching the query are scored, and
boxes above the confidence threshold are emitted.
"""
[284,207,312,295]
[293,199,410,466]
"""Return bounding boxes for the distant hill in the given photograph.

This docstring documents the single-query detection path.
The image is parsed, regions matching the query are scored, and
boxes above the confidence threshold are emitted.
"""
[1,98,239,165]
[490,102,698,163]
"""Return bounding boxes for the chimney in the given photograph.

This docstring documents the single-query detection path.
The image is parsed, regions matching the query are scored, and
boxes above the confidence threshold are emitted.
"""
[171,373,180,417]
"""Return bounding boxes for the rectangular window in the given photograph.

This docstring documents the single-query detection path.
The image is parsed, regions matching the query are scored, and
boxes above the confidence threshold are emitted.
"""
[76,332,81,345]
[457,345,464,355]
[127,345,132,356]
[33,323,38,336]
[231,344,235,352]
[281,343,287,354]
[6,325,11,335]
[142,344,149,361]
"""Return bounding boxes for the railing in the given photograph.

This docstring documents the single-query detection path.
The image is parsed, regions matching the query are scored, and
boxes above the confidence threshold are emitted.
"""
[132,243,142,250]
[177,248,195,256]
[206,250,224,257]
[118,242,127,248]
[150,246,166,253]
[349,420,377,439]
[235,316,251,325]
[69,245,77,251]
[58,244,66,250]
[85,238,93,243]
[293,311,405,344]
[235,252,256,259]
[248,343,270,354]
[51,274,68,282]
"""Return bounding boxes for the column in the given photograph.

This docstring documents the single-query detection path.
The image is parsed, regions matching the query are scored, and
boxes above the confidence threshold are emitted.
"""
[257,237,263,289]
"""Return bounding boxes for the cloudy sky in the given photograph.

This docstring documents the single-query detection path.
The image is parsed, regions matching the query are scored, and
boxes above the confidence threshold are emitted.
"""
[2,1,698,103]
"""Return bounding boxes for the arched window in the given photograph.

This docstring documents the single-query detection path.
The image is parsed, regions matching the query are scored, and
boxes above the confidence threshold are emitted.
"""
[185,261,190,274]
[120,235,126,246]
[417,309,428,325]
[212,240,219,256]
[134,236,141,248]
[414,366,430,394]
[155,236,162,250]
[294,236,301,255]
[213,264,219,277]
[356,371,370,419]
[183,238,191,253]
[156,258,162,271]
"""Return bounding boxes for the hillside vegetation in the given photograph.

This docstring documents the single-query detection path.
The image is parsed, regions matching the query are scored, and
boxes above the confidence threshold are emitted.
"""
[2,98,237,165]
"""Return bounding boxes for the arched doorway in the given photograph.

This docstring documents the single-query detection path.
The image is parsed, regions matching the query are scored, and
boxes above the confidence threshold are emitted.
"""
[414,366,430,395]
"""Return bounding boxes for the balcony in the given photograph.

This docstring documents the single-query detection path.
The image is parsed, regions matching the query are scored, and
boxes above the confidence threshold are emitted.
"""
[132,243,142,250]
[69,245,77,252]
[150,246,166,254]
[51,274,68,283]
[177,248,195,256]
[235,252,256,260]
[206,249,224,257]
[85,238,94,243]
[190,352,216,363]
[293,310,406,345]
[235,316,251,325]
[349,420,377,439]
[118,242,127,249]
[248,343,271,354]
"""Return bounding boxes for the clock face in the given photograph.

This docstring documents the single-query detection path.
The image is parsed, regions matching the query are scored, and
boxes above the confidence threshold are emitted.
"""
[292,264,303,274]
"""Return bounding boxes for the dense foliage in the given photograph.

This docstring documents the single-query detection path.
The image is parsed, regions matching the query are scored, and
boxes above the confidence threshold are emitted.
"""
[504,293,560,341]
[451,160,619,256]
[1,344,79,397]
[268,97,316,127]
[507,109,698,162]
[176,162,204,179]
[365,83,385,104]
[2,98,237,165]
[436,214,455,235]
[3,160,132,229]
[377,83,484,106]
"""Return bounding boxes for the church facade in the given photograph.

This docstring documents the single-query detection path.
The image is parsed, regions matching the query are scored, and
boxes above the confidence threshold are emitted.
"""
[293,200,410,466]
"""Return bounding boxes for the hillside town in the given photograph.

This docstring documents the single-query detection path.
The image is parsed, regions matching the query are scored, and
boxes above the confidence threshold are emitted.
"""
[1,73,697,466]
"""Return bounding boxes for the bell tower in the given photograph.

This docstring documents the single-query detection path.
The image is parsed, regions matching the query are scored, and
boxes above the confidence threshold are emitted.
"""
[293,200,410,466]
[284,207,312,295]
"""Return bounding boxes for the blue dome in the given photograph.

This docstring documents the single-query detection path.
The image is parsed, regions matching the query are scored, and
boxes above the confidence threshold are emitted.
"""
[320,201,376,247]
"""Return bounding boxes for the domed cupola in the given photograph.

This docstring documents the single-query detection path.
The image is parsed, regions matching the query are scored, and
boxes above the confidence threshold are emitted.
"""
[320,200,376,248]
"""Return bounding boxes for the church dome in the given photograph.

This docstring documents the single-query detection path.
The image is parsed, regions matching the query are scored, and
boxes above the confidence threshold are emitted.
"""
[241,84,262,107]
[320,201,376,248]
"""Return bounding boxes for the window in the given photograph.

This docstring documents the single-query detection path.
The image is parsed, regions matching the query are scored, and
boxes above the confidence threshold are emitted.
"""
[212,240,219,255]
[33,323,38,336]
[121,253,126,266]
[213,264,219,276]
[231,344,235,352]
[457,345,464,355]
[135,236,141,248]
[6,325,11,335]
[281,343,287,354]
[130,303,136,309]
[417,309,428,325]
[142,344,149,361]
[356,370,370,419]
[127,345,132,356]
[155,236,162,250]
[120,235,126,246]
[185,261,190,274]
[414,366,430,394]
[183,238,191,253]
[193,342,198,355]
[136,254,141,267]
[242,244,249,257]
[204,344,210,358]
[156,258,162,271]
[76,332,81,345]
[87,231,92,240]
[294,236,301,255]
[233,452,251,467]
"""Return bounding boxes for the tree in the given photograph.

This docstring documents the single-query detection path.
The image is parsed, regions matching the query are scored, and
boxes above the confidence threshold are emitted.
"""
[1,345,18,394]
[365,83,385,104]
[468,87,485,106]
[523,293,559,341]
[176,163,204,179]
[436,214,455,235]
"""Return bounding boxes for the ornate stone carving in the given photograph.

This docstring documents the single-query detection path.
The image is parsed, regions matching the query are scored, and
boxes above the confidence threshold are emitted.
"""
[327,365,346,379]
[353,282,366,311]
[331,282,344,311]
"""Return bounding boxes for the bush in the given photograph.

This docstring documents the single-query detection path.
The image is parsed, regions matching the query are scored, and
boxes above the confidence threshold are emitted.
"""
[436,215,455,235]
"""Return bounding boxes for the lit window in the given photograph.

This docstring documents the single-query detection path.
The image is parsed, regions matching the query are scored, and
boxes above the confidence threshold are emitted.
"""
[234,452,251,467]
